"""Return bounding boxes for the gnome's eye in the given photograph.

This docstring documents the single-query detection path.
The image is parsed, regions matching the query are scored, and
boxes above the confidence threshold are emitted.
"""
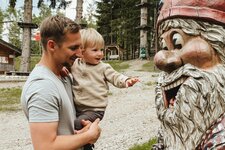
[172,33,184,49]
[161,39,168,50]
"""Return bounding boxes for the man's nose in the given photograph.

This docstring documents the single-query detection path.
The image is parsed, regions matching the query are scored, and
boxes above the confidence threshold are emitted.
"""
[75,48,82,57]
[154,50,183,73]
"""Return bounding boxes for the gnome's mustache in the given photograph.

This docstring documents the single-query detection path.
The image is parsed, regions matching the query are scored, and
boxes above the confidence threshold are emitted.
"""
[156,64,204,110]
[155,63,225,149]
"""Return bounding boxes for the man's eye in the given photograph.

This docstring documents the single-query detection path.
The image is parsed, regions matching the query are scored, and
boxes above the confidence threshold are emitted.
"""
[70,48,77,51]
[70,46,80,51]
[172,33,184,49]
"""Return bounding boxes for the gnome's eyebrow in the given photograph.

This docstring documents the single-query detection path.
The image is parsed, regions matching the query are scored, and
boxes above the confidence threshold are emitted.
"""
[158,0,164,11]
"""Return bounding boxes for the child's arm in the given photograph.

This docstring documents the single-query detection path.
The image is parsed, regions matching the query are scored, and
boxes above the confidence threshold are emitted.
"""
[104,63,139,88]
[126,77,140,87]
[104,64,127,87]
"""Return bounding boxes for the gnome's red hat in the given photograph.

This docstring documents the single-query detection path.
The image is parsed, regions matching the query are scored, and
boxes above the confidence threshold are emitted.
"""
[157,0,225,26]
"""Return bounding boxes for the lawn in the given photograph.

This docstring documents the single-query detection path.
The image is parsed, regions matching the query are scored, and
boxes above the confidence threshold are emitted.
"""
[139,59,160,72]
[105,60,130,72]
[0,88,22,112]
[129,138,157,150]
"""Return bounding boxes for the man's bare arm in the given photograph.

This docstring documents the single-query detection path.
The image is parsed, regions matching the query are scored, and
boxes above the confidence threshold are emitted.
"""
[29,119,101,150]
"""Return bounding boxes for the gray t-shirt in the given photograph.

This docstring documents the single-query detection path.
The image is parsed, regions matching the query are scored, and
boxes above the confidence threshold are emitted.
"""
[21,65,76,135]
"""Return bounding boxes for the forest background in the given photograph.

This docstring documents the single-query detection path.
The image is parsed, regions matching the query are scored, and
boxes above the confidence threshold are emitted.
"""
[0,1,161,149]
[0,0,160,63]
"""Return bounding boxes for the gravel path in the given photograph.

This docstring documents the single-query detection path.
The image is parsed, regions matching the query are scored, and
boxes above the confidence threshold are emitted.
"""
[0,59,160,150]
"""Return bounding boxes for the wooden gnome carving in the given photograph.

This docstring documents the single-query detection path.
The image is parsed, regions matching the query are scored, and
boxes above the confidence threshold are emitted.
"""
[153,0,225,149]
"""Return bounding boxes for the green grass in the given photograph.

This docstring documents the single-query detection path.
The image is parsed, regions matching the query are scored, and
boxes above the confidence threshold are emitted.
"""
[15,56,129,73]
[105,60,129,72]
[129,138,157,150]
[108,92,113,96]
[145,81,157,86]
[139,59,160,72]
[0,88,22,112]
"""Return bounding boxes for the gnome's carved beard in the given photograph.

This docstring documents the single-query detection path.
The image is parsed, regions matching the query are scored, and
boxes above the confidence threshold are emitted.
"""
[155,64,225,150]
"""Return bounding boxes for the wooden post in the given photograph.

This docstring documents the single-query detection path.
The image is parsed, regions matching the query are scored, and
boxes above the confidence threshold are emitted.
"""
[75,0,84,24]
[139,0,149,59]
[19,0,33,72]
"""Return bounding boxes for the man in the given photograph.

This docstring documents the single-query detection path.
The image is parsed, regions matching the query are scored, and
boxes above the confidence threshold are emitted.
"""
[21,15,101,150]
[153,0,225,149]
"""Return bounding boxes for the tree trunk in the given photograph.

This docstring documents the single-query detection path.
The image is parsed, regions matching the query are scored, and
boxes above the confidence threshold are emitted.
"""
[139,0,149,59]
[20,0,32,72]
[75,0,83,24]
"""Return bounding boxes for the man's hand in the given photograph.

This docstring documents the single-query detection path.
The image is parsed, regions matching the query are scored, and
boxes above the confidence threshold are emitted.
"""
[75,118,101,144]
[87,118,101,144]
[74,120,92,134]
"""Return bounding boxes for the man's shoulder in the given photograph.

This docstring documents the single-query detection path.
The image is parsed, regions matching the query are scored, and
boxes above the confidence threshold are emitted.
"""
[23,65,59,94]
[23,76,58,96]
[29,65,53,78]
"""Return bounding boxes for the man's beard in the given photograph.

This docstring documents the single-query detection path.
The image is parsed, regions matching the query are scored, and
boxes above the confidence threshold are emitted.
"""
[61,62,71,73]
[62,62,71,68]
[155,64,225,149]
[62,56,78,69]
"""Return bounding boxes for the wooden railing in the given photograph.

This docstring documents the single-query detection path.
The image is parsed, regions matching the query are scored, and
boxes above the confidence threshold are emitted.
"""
[6,71,30,76]
[0,64,13,72]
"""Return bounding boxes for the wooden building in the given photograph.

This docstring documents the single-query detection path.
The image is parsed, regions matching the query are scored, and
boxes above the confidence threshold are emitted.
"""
[0,39,21,74]
[104,44,124,60]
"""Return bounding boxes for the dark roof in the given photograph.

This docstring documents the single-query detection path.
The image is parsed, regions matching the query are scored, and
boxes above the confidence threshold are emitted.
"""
[0,39,21,56]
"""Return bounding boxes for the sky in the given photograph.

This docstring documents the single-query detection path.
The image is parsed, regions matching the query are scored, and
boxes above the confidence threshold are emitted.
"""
[1,0,98,41]
[1,0,97,20]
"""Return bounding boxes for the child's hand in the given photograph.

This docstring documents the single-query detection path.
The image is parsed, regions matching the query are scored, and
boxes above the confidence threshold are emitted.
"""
[126,77,140,87]
[60,66,70,77]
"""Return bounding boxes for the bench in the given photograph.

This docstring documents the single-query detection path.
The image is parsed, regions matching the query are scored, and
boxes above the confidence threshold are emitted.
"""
[109,55,119,60]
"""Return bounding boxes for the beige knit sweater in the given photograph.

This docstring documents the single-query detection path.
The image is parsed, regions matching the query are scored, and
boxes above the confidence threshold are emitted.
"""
[71,58,129,112]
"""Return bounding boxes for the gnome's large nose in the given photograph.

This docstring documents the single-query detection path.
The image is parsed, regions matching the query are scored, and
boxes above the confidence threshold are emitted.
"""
[154,50,183,73]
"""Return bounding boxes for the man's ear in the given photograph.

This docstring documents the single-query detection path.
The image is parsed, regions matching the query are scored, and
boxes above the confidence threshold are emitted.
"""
[47,40,56,52]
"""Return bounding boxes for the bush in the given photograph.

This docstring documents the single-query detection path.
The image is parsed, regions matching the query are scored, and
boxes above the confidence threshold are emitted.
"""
[15,55,41,71]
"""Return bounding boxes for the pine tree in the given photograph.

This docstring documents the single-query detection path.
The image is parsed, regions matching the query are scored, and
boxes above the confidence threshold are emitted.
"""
[96,0,160,60]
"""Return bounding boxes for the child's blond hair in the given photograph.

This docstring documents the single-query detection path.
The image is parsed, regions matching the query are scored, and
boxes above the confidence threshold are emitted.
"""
[80,28,105,51]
